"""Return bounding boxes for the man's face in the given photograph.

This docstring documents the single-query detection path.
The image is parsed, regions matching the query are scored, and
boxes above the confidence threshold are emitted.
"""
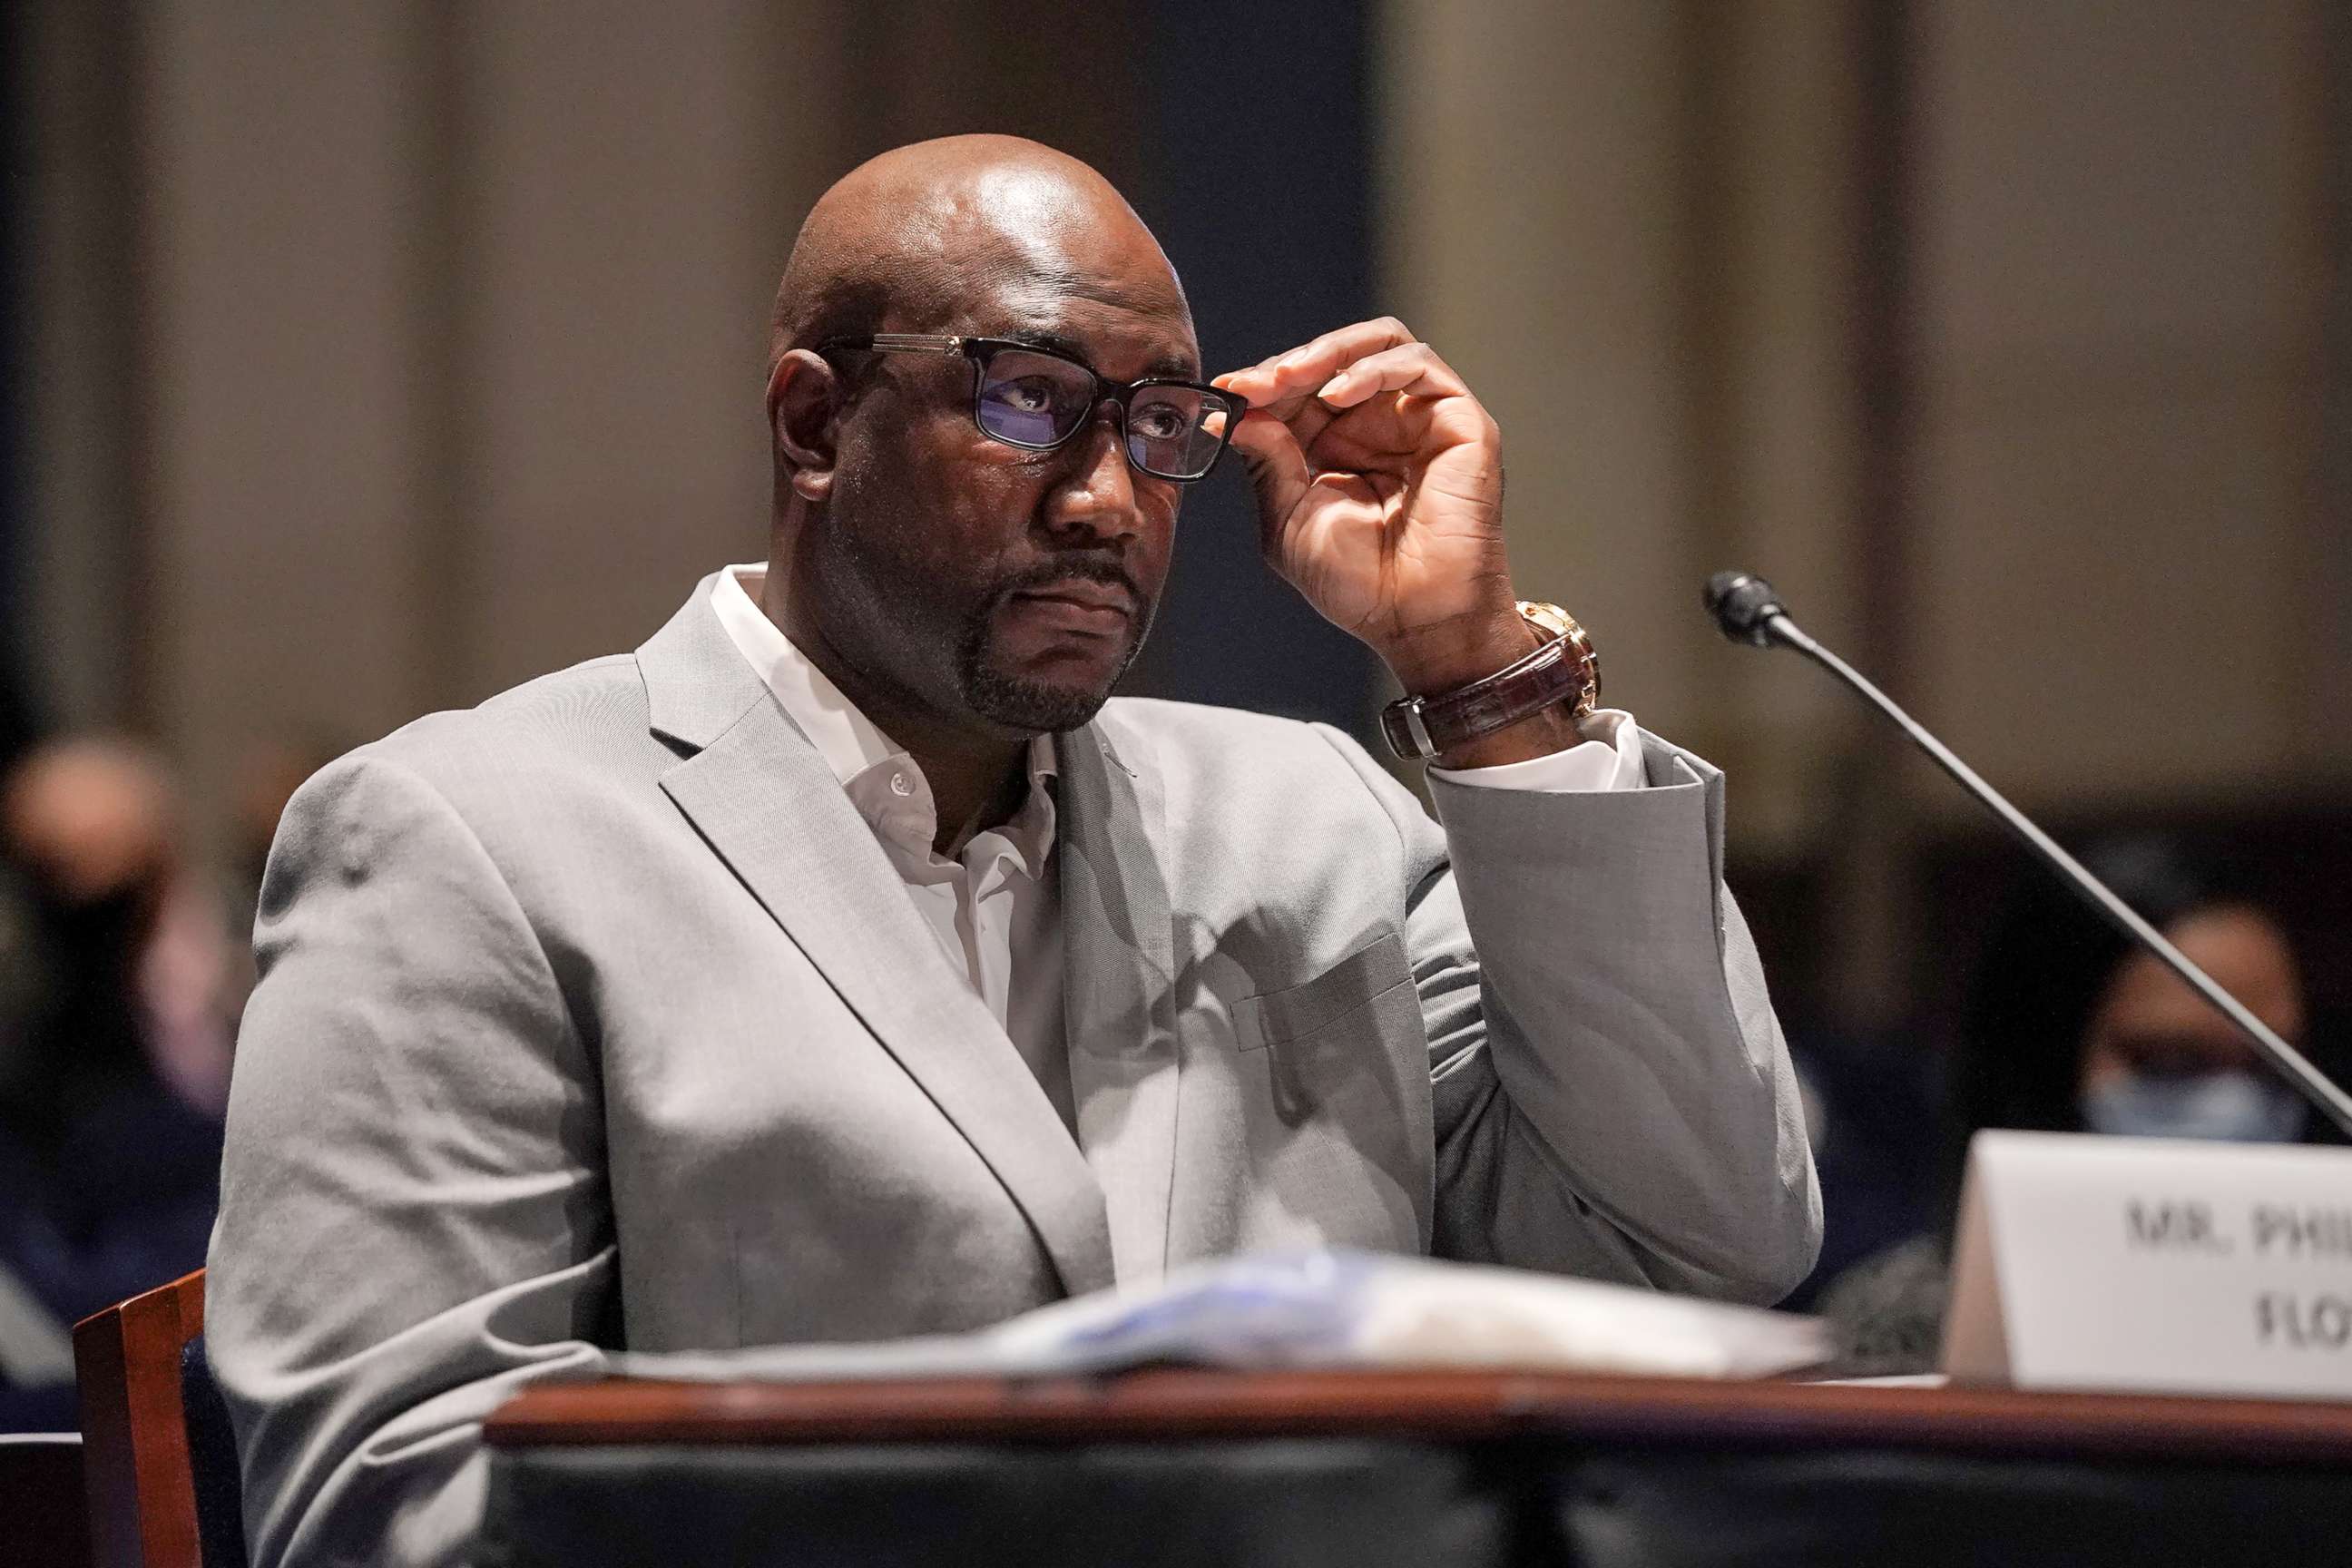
[809,258,1199,740]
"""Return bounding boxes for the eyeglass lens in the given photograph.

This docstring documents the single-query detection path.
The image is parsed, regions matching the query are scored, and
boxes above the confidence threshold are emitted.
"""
[975,348,1235,479]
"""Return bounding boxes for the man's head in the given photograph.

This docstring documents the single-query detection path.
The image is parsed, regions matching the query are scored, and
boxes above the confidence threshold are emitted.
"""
[764,135,1200,740]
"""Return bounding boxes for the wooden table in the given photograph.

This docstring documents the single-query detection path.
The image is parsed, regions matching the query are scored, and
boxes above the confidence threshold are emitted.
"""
[481,1370,2352,1567]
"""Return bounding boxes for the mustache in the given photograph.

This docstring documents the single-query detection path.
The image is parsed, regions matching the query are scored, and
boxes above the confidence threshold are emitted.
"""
[990,556,1142,609]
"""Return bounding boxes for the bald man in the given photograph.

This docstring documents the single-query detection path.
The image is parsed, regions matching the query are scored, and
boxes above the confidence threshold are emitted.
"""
[209,136,1820,1568]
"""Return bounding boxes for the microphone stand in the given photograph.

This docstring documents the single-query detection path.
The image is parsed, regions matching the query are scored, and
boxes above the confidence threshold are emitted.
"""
[1705,572,2352,1141]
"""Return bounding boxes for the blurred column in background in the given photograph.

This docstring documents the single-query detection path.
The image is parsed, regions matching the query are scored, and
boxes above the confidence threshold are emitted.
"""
[136,3,450,858]
[14,0,147,740]
[1377,0,1881,1019]
[432,0,837,700]
[2328,0,2352,740]
[1911,3,2336,807]
[126,0,840,867]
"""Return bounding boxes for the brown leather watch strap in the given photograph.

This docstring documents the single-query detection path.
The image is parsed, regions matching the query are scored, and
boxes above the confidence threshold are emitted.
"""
[1379,603,1599,762]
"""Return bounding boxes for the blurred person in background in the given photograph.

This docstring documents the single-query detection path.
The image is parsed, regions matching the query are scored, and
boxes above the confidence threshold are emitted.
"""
[1777,1017,1942,1312]
[1817,838,2345,1375]
[0,737,237,1430]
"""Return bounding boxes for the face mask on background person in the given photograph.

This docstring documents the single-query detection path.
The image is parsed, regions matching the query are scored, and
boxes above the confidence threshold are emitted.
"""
[2081,1070,2309,1143]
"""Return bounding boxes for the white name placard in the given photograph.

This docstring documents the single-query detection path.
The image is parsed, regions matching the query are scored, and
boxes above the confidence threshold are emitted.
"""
[1943,1130,2352,1400]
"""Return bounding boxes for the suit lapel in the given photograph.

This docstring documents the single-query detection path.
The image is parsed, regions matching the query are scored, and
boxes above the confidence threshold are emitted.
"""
[1056,720,1181,1287]
[638,582,1115,1299]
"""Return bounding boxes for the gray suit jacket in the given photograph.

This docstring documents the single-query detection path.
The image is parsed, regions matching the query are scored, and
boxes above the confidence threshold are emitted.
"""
[209,575,1819,1567]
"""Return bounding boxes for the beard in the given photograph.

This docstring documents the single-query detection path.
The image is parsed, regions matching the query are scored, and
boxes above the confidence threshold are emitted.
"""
[952,557,1153,733]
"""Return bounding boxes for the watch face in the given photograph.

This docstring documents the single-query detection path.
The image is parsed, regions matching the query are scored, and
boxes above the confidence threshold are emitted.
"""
[1518,600,1576,641]
[1518,602,1597,713]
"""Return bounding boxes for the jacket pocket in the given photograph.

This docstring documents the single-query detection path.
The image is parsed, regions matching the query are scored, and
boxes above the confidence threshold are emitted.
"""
[1225,930,1434,1249]
[1232,932,1415,1053]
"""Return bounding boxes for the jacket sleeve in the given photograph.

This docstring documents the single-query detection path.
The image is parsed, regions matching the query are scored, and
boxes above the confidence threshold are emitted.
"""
[1315,725,1822,1304]
[208,752,614,1568]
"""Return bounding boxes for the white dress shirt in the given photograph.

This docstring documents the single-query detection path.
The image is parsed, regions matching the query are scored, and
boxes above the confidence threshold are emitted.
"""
[709,564,1646,1132]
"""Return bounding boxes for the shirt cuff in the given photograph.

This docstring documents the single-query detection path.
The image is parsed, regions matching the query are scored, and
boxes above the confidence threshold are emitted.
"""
[1427,709,1648,793]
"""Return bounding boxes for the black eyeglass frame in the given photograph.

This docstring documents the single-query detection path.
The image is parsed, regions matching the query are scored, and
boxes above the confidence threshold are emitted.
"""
[818,333,1248,484]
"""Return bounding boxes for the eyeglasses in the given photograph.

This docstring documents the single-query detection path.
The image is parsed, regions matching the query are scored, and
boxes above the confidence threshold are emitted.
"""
[818,334,1247,484]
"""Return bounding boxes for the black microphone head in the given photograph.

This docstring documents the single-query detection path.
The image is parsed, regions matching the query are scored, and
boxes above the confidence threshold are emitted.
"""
[1703,571,1788,647]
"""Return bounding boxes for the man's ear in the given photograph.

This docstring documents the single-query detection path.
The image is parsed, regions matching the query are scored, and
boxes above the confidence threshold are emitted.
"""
[768,348,844,504]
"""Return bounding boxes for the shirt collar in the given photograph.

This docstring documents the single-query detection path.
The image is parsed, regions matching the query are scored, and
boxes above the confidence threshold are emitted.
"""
[710,564,1058,865]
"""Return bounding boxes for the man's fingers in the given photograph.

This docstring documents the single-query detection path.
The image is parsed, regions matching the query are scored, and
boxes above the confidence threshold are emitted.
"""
[1216,317,1416,405]
[1218,383,1323,427]
[1220,318,1411,385]
[1313,342,1472,408]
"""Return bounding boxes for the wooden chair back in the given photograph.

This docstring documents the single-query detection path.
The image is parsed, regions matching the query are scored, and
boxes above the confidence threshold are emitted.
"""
[73,1268,207,1568]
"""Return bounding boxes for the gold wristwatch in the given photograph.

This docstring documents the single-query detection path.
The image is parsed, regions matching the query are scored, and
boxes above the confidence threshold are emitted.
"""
[1378,601,1600,761]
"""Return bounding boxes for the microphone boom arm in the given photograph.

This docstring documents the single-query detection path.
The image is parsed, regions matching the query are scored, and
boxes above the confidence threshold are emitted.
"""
[1731,590,2352,1142]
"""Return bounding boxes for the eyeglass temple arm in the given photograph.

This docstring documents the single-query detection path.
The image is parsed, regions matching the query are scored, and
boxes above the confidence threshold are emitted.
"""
[862,333,967,356]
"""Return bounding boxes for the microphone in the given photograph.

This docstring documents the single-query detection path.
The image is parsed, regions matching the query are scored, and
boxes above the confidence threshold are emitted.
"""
[1702,571,1792,648]
[1703,570,2352,1140]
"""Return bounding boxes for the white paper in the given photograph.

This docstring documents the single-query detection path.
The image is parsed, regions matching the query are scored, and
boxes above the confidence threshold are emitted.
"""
[615,1249,1830,1386]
